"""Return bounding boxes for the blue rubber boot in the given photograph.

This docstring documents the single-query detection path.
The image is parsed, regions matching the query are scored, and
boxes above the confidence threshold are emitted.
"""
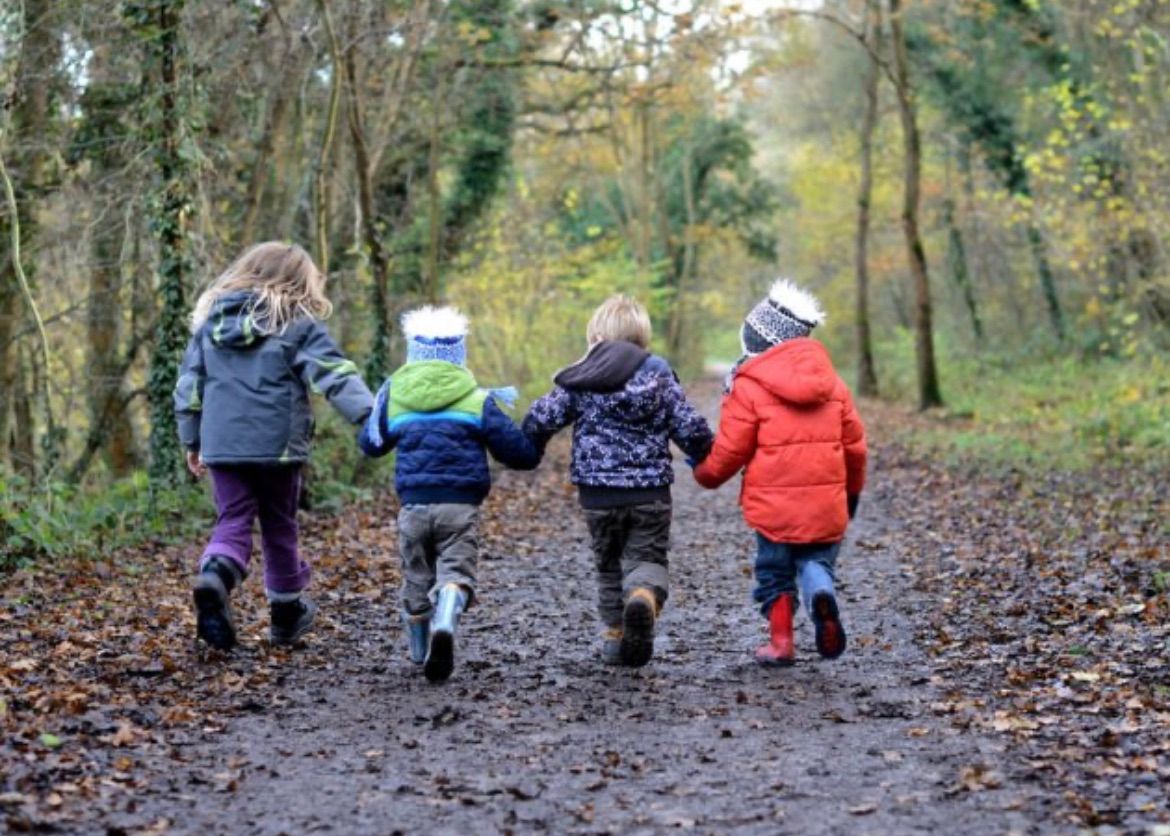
[402,612,430,665]
[424,584,467,683]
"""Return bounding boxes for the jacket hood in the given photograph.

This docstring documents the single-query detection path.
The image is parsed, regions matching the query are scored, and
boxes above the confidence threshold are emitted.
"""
[391,361,479,413]
[738,338,837,405]
[554,340,651,393]
[207,292,267,349]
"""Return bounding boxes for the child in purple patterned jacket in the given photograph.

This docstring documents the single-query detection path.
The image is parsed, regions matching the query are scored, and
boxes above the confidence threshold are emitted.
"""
[523,295,713,667]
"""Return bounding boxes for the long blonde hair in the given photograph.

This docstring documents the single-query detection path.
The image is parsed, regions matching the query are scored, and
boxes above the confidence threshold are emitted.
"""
[190,242,332,333]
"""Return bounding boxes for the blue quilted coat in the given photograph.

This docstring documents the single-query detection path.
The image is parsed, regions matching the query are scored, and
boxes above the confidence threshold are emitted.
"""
[358,361,539,505]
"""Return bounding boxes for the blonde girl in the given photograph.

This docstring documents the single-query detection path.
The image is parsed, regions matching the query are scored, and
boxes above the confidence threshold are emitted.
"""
[174,242,373,650]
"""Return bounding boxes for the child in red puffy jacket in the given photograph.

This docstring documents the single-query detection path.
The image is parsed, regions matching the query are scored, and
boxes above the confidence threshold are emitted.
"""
[694,280,866,666]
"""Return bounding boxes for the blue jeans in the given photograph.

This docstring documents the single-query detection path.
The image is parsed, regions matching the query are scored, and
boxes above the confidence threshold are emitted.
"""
[753,535,840,618]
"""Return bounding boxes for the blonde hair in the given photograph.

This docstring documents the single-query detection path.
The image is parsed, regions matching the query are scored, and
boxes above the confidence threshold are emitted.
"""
[587,294,652,348]
[190,242,332,333]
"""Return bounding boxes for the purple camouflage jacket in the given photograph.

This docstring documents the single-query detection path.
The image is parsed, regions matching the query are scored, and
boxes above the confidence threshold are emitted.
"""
[523,340,714,507]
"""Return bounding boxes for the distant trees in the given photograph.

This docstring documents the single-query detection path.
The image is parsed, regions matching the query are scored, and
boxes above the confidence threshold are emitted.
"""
[4,0,1168,496]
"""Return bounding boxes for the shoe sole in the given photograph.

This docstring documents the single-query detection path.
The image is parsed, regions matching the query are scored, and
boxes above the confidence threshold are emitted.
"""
[193,577,236,651]
[812,593,846,659]
[601,644,623,666]
[620,597,655,668]
[270,600,317,647]
[424,629,455,682]
[755,652,795,668]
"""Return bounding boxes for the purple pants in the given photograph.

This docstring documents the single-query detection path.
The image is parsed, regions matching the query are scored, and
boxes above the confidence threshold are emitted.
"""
[200,465,310,595]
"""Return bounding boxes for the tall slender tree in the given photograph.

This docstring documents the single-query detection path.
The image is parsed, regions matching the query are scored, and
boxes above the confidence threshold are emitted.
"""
[888,0,942,409]
[128,0,197,488]
[854,0,881,398]
[0,0,62,476]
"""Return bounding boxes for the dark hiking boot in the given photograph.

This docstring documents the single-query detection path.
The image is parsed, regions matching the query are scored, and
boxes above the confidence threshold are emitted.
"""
[620,588,657,668]
[424,584,467,683]
[755,593,795,667]
[811,591,847,660]
[193,557,242,651]
[270,596,317,646]
[600,627,623,666]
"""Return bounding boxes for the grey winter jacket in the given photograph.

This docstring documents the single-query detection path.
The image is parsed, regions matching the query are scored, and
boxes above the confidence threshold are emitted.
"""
[173,292,373,465]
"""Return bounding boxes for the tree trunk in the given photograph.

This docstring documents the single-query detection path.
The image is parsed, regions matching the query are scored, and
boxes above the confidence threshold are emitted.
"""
[344,0,430,380]
[943,193,983,345]
[81,53,140,478]
[144,0,194,488]
[343,14,392,382]
[11,346,35,481]
[854,0,881,398]
[424,79,444,303]
[889,0,943,410]
[666,143,697,369]
[0,0,60,475]
[313,0,344,277]
[89,202,138,476]
[239,15,301,246]
[944,145,984,345]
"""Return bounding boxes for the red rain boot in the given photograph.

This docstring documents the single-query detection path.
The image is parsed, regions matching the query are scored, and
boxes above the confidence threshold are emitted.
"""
[755,594,795,667]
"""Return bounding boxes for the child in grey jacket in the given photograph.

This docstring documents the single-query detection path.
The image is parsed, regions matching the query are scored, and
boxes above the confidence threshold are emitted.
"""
[174,242,373,650]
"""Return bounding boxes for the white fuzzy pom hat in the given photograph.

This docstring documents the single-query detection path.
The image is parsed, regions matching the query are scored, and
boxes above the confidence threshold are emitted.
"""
[401,305,469,365]
[741,279,825,356]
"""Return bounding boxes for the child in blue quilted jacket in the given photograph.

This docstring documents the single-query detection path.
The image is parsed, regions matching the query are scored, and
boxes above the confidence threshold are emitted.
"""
[522,295,713,667]
[359,306,538,682]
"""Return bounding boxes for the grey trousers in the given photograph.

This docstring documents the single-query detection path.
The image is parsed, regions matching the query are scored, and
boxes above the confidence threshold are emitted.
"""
[397,503,480,616]
[583,501,671,628]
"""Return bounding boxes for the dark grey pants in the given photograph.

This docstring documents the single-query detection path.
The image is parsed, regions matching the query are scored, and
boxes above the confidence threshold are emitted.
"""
[397,503,479,616]
[583,501,671,628]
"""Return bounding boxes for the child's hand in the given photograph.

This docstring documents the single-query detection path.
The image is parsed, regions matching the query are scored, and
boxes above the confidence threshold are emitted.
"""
[186,450,207,479]
[847,494,860,520]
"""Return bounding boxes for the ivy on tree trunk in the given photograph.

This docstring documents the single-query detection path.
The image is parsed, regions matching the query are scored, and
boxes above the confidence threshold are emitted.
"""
[128,0,195,489]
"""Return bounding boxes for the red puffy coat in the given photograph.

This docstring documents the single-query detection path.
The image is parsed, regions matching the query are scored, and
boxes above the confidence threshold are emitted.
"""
[694,339,867,543]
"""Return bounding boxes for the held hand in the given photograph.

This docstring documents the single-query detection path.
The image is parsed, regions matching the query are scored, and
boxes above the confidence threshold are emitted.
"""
[186,450,207,479]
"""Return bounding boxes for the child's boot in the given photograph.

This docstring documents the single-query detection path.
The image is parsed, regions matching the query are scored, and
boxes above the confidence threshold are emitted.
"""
[193,556,243,651]
[402,611,430,664]
[756,593,795,667]
[811,591,847,659]
[270,595,318,646]
[620,588,657,667]
[425,584,467,683]
[600,627,623,666]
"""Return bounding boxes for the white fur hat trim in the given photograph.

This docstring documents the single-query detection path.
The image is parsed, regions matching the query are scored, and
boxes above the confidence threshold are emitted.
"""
[401,305,469,340]
[767,279,825,326]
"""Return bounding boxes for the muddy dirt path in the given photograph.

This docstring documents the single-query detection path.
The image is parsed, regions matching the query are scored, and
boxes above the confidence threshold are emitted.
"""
[85,396,1064,835]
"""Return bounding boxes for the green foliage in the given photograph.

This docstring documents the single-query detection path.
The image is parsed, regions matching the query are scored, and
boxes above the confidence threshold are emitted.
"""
[382,0,521,308]
[873,330,1170,469]
[447,212,663,401]
[302,407,393,514]
[0,471,211,567]
[658,116,778,265]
